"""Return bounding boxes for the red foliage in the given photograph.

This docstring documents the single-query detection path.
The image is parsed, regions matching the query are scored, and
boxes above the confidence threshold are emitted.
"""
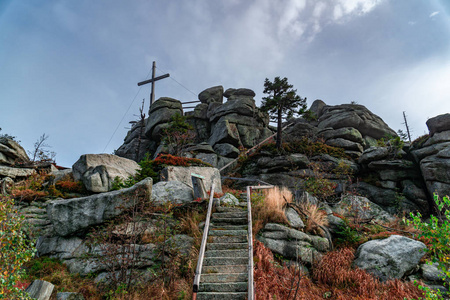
[13,280,30,290]
[55,180,83,193]
[153,154,212,168]
[12,189,48,202]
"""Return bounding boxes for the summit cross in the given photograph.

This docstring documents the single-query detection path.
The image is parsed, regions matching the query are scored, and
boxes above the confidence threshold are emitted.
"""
[137,61,170,106]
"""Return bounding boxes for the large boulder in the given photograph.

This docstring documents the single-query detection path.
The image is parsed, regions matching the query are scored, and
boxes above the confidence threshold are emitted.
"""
[419,145,450,198]
[159,166,222,194]
[25,280,54,300]
[198,86,224,104]
[72,154,140,193]
[47,178,152,237]
[354,235,427,281]
[317,104,397,140]
[426,113,450,136]
[0,165,35,179]
[151,180,194,204]
[144,97,183,140]
[0,138,29,166]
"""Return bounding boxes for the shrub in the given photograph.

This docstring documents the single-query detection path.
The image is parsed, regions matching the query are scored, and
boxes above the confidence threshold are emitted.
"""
[409,193,450,298]
[0,195,35,299]
[55,180,84,194]
[298,202,329,236]
[162,113,196,156]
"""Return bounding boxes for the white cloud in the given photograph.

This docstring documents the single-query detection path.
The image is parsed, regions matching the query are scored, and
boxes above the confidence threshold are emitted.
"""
[408,21,416,26]
[429,11,439,18]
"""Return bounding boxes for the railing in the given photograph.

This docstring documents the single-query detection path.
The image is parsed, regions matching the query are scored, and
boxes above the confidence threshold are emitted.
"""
[192,183,215,299]
[246,185,274,300]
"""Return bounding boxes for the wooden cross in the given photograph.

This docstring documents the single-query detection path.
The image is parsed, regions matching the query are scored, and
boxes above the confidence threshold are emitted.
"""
[137,61,170,106]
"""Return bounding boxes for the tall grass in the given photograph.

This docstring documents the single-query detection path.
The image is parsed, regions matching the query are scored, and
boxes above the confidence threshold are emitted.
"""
[252,186,292,236]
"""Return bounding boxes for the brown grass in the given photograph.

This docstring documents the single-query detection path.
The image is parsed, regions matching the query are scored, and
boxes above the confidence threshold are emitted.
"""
[299,202,329,236]
[252,186,293,236]
[254,242,425,300]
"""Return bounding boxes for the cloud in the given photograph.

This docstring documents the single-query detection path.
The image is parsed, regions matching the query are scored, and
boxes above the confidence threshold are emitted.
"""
[408,21,416,25]
[429,11,439,18]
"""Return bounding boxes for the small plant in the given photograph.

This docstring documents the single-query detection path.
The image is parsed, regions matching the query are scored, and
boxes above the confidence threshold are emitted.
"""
[162,113,196,156]
[0,195,35,299]
[409,193,450,298]
[299,202,329,236]
[302,162,338,202]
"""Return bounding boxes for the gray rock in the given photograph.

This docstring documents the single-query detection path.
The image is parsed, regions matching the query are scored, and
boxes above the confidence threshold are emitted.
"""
[159,166,222,194]
[1,176,14,194]
[285,207,305,229]
[149,97,183,113]
[332,194,395,223]
[411,141,450,161]
[285,120,317,138]
[426,113,450,136]
[257,236,320,264]
[185,142,215,154]
[309,235,331,252]
[0,138,29,166]
[52,168,73,182]
[57,292,85,300]
[36,236,86,259]
[198,86,224,104]
[209,97,258,122]
[25,280,54,300]
[145,98,183,140]
[421,262,448,283]
[354,235,427,281]
[192,103,209,119]
[358,147,390,164]
[309,99,326,118]
[368,159,415,170]
[423,130,450,147]
[151,180,193,204]
[208,119,241,146]
[167,234,195,256]
[223,88,256,98]
[318,104,397,139]
[319,127,364,144]
[326,138,364,152]
[420,145,450,198]
[195,153,218,167]
[353,182,401,210]
[220,193,239,206]
[72,154,140,193]
[214,143,240,158]
[262,223,312,242]
[47,178,152,236]
[0,165,35,179]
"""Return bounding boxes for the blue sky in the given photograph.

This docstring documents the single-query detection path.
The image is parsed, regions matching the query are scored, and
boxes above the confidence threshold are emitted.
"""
[1,0,449,167]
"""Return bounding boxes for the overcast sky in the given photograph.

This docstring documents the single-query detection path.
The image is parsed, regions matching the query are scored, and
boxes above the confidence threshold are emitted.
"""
[1,0,449,167]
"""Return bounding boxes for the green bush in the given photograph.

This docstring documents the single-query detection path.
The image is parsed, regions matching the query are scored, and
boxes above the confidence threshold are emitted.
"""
[409,193,450,299]
[0,195,35,299]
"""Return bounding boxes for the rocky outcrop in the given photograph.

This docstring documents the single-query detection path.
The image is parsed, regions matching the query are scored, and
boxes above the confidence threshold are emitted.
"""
[198,85,224,104]
[47,178,152,237]
[145,97,183,141]
[354,235,427,281]
[411,114,450,199]
[151,180,194,204]
[0,138,29,166]
[257,223,330,264]
[72,154,140,193]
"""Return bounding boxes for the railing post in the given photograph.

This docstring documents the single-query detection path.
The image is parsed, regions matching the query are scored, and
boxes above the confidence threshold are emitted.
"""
[192,183,215,296]
[247,186,254,300]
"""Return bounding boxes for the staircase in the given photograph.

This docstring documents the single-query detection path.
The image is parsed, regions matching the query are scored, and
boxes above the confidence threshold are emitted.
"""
[196,206,249,300]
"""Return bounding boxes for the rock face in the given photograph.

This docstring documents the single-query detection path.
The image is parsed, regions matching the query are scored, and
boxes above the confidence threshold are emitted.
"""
[151,180,194,205]
[257,223,330,264]
[159,166,222,194]
[354,235,427,281]
[47,178,152,236]
[72,154,140,193]
[198,85,224,104]
[25,280,54,300]
[145,97,183,141]
[0,138,29,166]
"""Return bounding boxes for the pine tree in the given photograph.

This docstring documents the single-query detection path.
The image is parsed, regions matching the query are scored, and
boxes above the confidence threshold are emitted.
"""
[261,77,307,149]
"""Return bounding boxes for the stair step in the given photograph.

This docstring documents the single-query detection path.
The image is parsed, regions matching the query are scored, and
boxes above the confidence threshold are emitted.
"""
[212,217,247,225]
[205,249,247,258]
[199,282,248,293]
[211,224,248,230]
[209,229,247,236]
[202,264,248,274]
[208,243,248,250]
[196,292,247,300]
[211,236,247,243]
[201,272,247,283]
[203,257,247,266]
[216,206,245,213]
[212,212,247,218]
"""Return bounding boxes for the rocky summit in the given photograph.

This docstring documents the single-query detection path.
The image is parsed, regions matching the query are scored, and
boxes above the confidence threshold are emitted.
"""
[2,86,450,299]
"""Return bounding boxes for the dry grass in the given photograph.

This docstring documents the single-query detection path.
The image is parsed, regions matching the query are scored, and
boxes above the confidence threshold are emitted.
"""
[254,242,425,300]
[299,202,329,236]
[252,186,293,236]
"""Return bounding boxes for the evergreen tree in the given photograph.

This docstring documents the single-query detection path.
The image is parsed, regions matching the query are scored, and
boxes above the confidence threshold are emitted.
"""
[261,77,307,149]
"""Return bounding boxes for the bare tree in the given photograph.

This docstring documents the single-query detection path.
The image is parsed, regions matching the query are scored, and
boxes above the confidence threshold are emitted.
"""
[28,133,56,162]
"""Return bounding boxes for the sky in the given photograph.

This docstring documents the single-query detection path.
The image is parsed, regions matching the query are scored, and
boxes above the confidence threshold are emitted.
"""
[1,0,449,168]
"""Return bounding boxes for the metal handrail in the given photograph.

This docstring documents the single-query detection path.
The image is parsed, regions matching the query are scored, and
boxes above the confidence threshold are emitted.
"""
[246,185,274,300]
[192,183,215,298]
